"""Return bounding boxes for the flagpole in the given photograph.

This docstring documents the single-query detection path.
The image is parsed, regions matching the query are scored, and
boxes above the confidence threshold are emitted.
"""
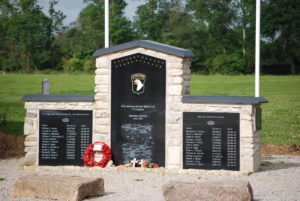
[255,0,261,97]
[105,0,109,48]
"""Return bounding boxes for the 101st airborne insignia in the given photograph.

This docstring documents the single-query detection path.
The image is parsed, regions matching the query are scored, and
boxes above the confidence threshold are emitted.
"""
[131,73,146,95]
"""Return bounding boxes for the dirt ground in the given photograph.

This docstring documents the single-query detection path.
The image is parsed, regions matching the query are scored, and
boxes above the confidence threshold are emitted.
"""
[262,143,300,156]
[0,132,299,159]
[0,132,24,159]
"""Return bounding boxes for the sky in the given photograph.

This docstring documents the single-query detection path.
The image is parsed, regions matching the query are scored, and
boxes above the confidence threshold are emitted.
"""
[37,0,145,25]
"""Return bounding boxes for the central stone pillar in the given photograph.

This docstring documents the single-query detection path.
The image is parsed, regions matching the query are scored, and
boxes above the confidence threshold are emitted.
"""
[93,40,194,168]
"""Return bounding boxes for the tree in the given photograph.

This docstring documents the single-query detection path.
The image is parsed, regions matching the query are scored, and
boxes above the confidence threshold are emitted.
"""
[58,0,134,72]
[161,0,209,73]
[188,0,237,55]
[261,0,300,74]
[110,0,135,45]
[232,0,255,73]
[134,0,210,73]
[134,0,169,41]
[0,0,17,71]
[233,0,254,58]
[0,0,65,71]
[187,0,254,74]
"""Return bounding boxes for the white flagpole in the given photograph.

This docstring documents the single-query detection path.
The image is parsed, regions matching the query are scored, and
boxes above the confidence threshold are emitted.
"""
[105,0,109,48]
[255,0,261,97]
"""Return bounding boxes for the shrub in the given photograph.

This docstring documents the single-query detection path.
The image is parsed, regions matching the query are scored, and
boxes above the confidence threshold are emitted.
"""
[63,57,84,72]
[83,59,95,73]
[207,53,246,75]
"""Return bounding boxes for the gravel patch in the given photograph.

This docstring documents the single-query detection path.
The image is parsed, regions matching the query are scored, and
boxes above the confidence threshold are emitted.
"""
[0,155,299,201]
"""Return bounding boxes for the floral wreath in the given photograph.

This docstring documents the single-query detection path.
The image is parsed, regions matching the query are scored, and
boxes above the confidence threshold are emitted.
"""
[83,142,112,167]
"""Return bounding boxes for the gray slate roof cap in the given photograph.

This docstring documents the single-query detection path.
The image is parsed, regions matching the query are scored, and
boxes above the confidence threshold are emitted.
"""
[22,94,94,102]
[93,40,195,58]
[182,96,268,104]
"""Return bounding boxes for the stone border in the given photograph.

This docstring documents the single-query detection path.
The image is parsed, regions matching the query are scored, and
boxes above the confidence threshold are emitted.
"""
[23,102,94,166]
[182,103,261,172]
[94,47,192,169]
[21,165,251,176]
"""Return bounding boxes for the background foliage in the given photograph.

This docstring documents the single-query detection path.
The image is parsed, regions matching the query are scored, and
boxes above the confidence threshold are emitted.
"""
[0,0,299,74]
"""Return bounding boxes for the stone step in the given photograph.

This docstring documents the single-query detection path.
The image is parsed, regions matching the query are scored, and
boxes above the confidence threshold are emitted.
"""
[11,174,104,201]
[163,180,253,201]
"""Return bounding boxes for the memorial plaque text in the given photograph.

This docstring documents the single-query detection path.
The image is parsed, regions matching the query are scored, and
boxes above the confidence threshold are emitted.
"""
[39,110,92,166]
[183,112,240,171]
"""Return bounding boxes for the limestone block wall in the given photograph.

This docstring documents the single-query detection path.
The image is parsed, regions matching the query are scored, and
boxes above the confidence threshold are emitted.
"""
[94,47,192,169]
[23,102,93,166]
[182,103,261,172]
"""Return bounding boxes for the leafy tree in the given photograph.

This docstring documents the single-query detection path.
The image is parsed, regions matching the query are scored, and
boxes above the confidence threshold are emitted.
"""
[0,0,64,72]
[188,0,237,55]
[232,0,255,72]
[134,0,169,41]
[161,0,196,48]
[161,0,209,73]
[59,0,134,73]
[261,0,300,74]
[110,0,135,45]
[187,0,254,74]
[57,0,104,72]
[0,0,17,71]
[7,0,51,71]
[1,0,299,75]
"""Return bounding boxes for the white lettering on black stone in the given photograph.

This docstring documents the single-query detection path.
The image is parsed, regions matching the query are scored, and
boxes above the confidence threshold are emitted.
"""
[39,110,92,166]
[183,112,240,171]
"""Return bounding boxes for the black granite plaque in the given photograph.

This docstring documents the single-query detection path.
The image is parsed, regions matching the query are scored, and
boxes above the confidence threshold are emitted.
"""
[183,112,240,171]
[39,110,92,166]
[111,53,166,166]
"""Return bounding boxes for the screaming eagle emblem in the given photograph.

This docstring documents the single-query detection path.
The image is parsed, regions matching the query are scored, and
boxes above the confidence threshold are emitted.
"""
[131,73,146,95]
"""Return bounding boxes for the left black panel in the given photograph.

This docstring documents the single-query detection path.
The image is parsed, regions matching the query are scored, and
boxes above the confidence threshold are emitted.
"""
[39,110,92,166]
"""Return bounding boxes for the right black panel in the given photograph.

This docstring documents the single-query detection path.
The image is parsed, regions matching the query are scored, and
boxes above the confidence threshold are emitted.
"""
[183,112,240,171]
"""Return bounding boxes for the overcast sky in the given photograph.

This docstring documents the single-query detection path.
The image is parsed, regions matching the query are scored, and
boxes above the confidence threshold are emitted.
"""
[37,0,145,25]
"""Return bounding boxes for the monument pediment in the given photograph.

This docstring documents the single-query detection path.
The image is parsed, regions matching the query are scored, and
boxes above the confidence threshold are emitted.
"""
[93,40,195,58]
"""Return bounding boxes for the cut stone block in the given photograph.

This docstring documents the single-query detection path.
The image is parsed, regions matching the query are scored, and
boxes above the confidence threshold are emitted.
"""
[163,180,253,201]
[11,174,104,201]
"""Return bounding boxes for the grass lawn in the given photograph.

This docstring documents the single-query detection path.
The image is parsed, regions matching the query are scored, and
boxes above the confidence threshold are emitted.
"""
[0,74,299,145]
[0,74,94,136]
[191,75,300,145]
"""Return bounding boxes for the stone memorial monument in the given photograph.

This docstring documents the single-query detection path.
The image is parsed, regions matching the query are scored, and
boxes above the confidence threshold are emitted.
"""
[22,40,267,172]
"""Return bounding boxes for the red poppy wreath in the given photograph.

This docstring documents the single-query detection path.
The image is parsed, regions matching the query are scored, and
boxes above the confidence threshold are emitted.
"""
[83,142,112,167]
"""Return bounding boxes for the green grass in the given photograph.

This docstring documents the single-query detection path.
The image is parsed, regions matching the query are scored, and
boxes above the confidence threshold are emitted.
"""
[0,74,299,145]
[0,74,94,136]
[191,75,300,145]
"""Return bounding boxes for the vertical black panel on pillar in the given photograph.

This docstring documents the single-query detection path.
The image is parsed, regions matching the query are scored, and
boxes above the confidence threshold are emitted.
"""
[183,112,240,171]
[111,53,166,166]
[39,110,92,166]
